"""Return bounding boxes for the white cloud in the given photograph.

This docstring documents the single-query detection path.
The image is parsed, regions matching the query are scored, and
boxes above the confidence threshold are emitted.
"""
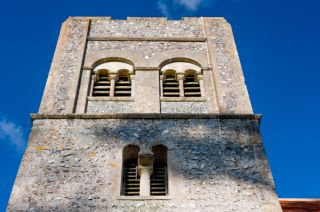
[175,0,203,11]
[157,0,217,17]
[0,118,25,151]
[157,1,170,17]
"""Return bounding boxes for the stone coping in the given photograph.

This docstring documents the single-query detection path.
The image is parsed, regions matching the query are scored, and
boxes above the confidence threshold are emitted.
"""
[87,97,134,101]
[88,36,207,42]
[160,97,206,102]
[31,113,261,121]
[117,196,171,200]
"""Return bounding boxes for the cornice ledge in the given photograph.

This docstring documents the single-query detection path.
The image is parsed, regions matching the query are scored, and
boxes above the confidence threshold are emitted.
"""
[31,113,262,121]
[88,36,207,42]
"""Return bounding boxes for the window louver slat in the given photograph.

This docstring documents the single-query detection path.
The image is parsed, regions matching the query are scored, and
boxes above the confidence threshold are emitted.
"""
[93,76,110,96]
[123,165,140,196]
[151,166,167,196]
[184,75,201,97]
[115,80,131,97]
[163,77,179,97]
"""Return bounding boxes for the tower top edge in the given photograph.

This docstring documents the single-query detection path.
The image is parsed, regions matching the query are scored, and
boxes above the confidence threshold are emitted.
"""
[65,16,227,22]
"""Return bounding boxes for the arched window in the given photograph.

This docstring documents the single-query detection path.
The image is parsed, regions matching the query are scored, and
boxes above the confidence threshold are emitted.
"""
[122,145,140,196]
[92,69,110,96]
[115,70,131,97]
[184,70,201,97]
[91,61,134,98]
[151,145,168,196]
[163,70,180,97]
[160,61,203,98]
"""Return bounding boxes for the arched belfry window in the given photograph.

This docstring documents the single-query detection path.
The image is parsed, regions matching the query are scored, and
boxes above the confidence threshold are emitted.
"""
[163,70,180,97]
[92,70,110,96]
[184,70,201,97]
[91,61,134,97]
[160,61,204,98]
[122,145,140,196]
[115,70,131,97]
[151,145,168,196]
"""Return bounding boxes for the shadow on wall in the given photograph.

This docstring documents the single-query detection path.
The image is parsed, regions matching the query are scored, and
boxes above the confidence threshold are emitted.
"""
[92,118,274,188]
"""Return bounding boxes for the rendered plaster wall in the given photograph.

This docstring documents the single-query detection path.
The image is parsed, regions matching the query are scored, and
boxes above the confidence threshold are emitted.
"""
[8,118,281,211]
[38,17,253,115]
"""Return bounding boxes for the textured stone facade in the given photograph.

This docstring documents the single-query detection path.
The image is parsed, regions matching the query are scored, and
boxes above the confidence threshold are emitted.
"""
[8,117,280,211]
[8,17,281,211]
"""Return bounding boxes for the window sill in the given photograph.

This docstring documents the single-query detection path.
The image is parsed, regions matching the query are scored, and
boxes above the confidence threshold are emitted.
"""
[160,97,206,102]
[117,196,171,200]
[88,97,134,101]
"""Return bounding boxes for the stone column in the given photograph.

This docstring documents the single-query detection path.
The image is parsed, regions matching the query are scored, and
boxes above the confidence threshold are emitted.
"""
[138,150,154,196]
[160,75,164,97]
[130,75,135,97]
[109,74,117,97]
[177,74,184,97]
[198,75,206,97]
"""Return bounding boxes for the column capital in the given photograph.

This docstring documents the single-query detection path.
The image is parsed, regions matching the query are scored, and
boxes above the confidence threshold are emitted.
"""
[197,74,204,80]
[177,74,184,81]
[109,74,117,80]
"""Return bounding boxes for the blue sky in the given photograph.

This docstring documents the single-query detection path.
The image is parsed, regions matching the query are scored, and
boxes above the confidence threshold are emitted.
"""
[0,0,320,210]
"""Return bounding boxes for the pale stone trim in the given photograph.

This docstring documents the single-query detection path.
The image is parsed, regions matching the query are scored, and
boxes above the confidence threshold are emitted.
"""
[117,196,171,200]
[93,61,133,74]
[88,36,207,42]
[87,97,134,101]
[75,70,91,113]
[149,49,210,68]
[84,49,146,68]
[160,97,206,102]
[161,62,201,75]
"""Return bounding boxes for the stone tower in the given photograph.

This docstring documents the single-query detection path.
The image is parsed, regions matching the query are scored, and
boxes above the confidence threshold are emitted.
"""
[8,17,282,211]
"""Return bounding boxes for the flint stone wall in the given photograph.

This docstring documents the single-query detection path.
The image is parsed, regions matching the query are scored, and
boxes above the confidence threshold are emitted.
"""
[39,17,253,115]
[8,118,281,211]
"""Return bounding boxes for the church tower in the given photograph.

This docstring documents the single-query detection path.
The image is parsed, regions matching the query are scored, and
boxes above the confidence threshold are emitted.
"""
[8,17,282,211]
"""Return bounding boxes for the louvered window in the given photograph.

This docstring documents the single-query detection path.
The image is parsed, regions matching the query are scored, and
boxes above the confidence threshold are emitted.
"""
[122,145,140,196]
[115,72,131,97]
[92,71,110,96]
[163,73,180,97]
[151,145,168,196]
[123,160,140,196]
[184,74,201,97]
[151,164,167,196]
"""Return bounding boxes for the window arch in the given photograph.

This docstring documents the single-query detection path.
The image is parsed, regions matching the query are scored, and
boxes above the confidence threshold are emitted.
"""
[163,70,180,97]
[122,145,140,196]
[92,69,110,96]
[151,145,168,196]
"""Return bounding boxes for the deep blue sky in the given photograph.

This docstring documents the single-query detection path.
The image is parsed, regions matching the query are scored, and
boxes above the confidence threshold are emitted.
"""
[1,0,319,210]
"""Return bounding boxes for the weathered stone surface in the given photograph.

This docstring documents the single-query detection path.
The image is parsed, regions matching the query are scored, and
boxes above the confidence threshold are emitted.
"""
[86,41,207,60]
[89,18,205,38]
[39,18,89,114]
[87,100,134,113]
[8,118,281,211]
[203,18,253,114]
[161,101,208,113]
